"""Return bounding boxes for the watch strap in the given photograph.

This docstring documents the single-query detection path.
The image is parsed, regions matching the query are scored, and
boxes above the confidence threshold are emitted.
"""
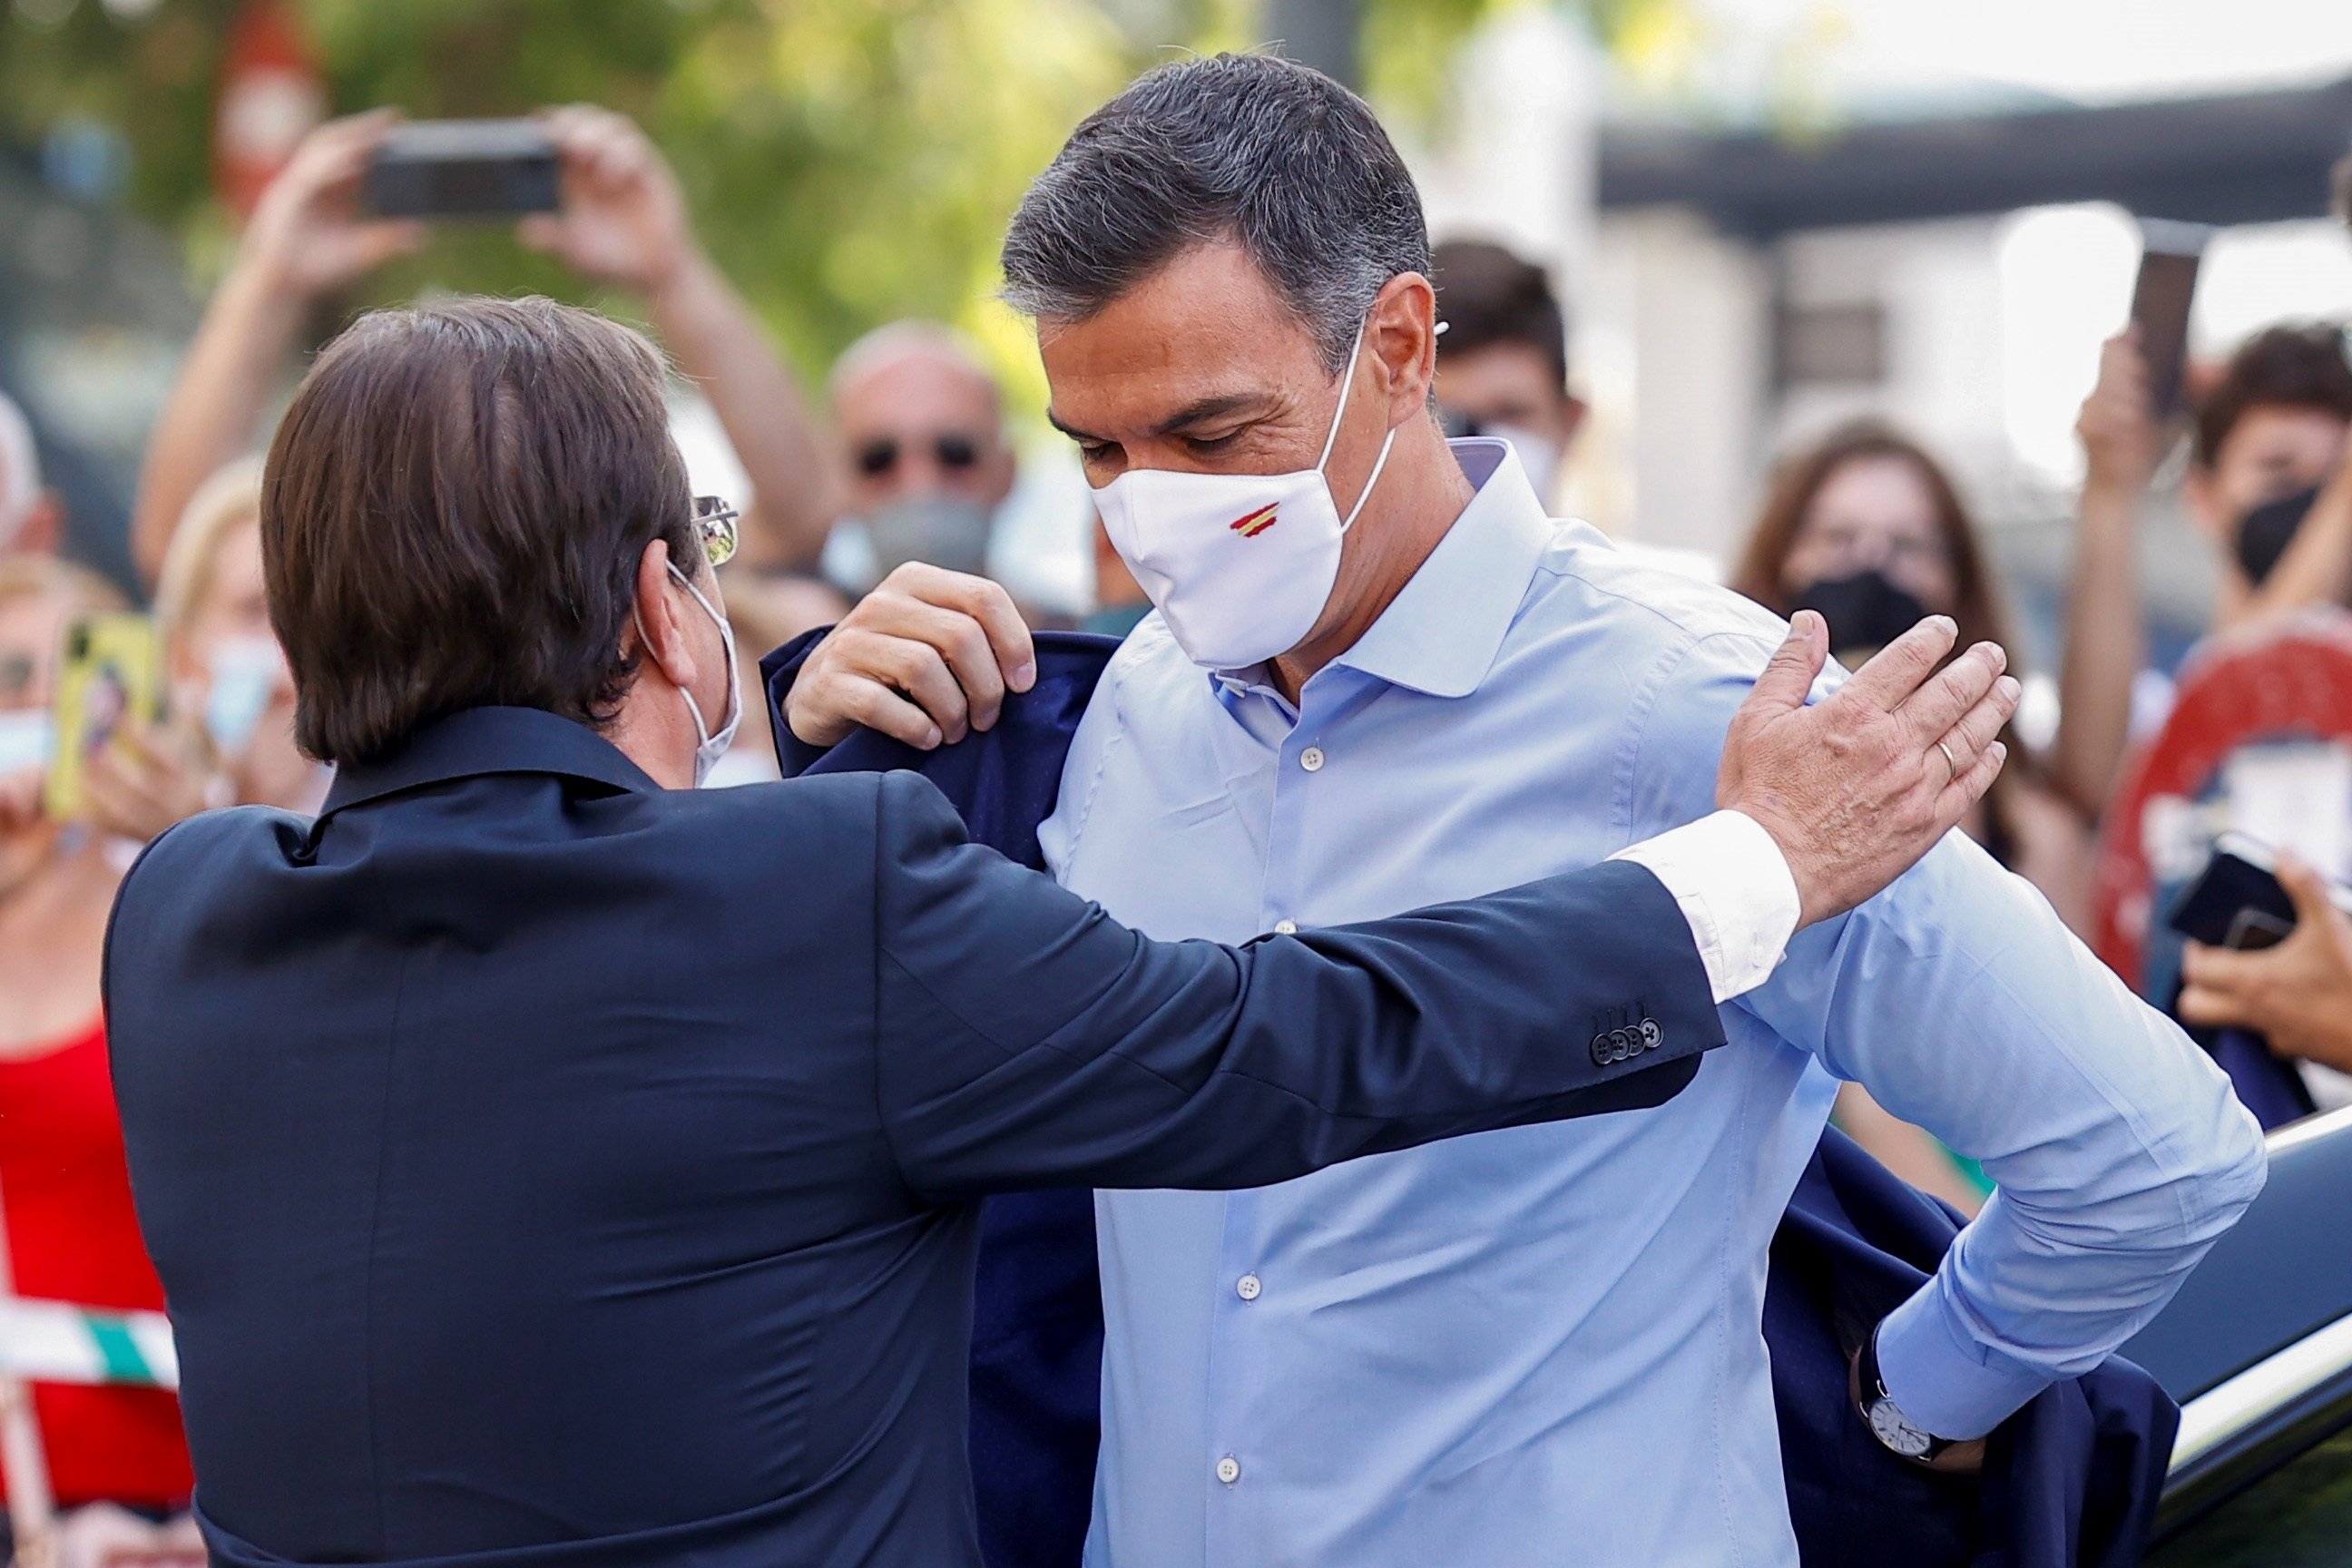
[1857,1320,1955,1465]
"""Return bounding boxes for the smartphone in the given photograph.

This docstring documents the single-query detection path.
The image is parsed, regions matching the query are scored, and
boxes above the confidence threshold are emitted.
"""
[2130,220,2211,420]
[44,612,161,821]
[2166,834,2352,952]
[362,120,560,220]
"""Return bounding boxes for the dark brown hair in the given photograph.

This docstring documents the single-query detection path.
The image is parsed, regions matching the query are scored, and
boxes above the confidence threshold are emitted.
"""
[262,296,695,765]
[1431,239,1568,389]
[2192,323,2352,470]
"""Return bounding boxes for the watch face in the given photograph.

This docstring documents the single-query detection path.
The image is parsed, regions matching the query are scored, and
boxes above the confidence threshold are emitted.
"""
[1869,1398,1935,1458]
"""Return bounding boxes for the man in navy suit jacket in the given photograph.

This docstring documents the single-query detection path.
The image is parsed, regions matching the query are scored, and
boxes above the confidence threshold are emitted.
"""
[105,298,2015,1568]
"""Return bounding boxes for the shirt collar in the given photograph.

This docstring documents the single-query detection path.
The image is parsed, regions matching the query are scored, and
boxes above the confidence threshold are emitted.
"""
[1328,437,1558,700]
[320,705,658,818]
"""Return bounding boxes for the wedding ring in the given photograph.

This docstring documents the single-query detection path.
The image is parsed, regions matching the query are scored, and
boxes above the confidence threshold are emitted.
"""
[1936,740,1958,777]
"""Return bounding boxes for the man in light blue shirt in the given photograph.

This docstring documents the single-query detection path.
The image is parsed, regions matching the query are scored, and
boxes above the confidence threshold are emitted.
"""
[785,53,2265,1568]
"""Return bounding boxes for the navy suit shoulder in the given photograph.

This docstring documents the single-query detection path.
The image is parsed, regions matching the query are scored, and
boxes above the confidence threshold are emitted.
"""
[111,701,1733,1568]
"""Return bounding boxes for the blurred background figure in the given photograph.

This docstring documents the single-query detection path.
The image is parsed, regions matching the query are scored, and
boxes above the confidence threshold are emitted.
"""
[2059,323,2352,815]
[1430,239,1587,509]
[0,397,63,561]
[0,557,194,1555]
[1731,421,2095,1213]
[133,107,838,589]
[823,321,1020,594]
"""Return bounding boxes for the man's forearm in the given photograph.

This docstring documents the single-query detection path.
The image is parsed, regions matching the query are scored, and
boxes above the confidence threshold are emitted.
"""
[646,250,839,571]
[1756,834,2267,1440]
[2051,482,2147,819]
[132,260,308,583]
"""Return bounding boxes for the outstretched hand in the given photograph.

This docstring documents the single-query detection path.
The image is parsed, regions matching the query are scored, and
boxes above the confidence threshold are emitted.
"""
[1719,612,2018,928]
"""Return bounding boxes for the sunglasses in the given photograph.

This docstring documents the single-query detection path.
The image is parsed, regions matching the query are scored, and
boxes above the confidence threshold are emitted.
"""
[691,495,740,570]
[855,433,982,478]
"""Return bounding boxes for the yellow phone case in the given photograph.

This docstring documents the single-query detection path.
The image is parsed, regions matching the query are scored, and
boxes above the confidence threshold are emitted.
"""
[44,612,162,822]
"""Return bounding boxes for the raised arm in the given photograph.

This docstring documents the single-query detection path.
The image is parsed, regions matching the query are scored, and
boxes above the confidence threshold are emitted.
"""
[871,769,1727,1200]
[521,107,840,572]
[2052,328,2161,820]
[132,112,422,584]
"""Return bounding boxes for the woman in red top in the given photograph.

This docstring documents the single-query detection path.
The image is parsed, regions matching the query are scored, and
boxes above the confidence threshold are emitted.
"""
[0,557,194,1545]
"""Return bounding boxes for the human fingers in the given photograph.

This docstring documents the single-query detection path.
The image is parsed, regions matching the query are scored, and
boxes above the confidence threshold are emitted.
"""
[2275,855,2341,926]
[1925,676,2020,789]
[2179,939,2260,993]
[795,665,945,751]
[877,564,1034,692]
[1837,615,1958,712]
[1894,641,2007,744]
[812,626,970,745]
[1743,611,1828,718]
[81,748,168,840]
[887,598,1010,733]
[2175,984,2244,1030]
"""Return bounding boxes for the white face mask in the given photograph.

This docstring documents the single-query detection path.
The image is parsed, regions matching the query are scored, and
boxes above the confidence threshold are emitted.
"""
[636,564,740,788]
[0,710,52,775]
[1092,319,1397,671]
[202,634,288,755]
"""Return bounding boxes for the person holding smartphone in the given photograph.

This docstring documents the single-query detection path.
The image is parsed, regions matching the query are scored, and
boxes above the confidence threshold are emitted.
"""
[2057,323,2352,819]
[0,556,198,1560]
[132,106,839,585]
[2178,851,2352,1088]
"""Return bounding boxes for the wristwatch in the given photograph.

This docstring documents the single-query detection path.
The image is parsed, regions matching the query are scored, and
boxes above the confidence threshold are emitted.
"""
[1854,1321,1957,1465]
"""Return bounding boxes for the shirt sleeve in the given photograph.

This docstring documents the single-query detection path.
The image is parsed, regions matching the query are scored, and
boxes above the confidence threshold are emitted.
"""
[867,769,1729,1204]
[1610,810,1800,1004]
[1626,630,2267,1441]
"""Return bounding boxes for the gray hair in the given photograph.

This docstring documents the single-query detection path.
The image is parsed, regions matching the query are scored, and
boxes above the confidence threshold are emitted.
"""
[1001,53,1430,373]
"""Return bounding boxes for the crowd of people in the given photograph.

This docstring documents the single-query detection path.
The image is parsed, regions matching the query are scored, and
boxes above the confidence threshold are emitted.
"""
[0,57,2342,1565]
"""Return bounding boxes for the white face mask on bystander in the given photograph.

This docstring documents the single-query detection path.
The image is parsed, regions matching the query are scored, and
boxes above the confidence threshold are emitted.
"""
[1089,318,1396,671]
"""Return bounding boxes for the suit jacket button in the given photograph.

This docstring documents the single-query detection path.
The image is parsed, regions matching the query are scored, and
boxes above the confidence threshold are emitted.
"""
[1640,1018,1663,1051]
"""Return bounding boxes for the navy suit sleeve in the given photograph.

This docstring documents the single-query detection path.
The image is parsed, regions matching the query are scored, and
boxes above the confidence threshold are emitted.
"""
[869,771,1727,1201]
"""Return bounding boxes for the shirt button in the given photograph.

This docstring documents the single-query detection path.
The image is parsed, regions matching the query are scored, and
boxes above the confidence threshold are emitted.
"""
[1237,1273,1262,1301]
[1216,1455,1241,1485]
[1273,919,1298,936]
[1299,746,1326,772]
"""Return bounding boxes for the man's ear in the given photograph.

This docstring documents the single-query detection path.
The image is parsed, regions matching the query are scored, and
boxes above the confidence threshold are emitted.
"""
[629,539,701,694]
[1367,271,1438,423]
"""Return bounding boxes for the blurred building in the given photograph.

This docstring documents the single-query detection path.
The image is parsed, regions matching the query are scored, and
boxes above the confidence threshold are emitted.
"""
[1585,74,2352,671]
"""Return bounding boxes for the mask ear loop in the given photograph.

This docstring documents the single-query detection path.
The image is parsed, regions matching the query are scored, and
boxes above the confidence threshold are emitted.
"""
[631,565,741,750]
[1318,318,1398,534]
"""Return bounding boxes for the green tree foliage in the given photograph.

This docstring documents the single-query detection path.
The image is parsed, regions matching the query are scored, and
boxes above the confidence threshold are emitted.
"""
[0,0,1705,397]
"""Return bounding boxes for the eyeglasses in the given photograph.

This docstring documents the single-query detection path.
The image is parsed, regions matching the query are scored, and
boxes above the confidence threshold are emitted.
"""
[691,495,740,570]
[854,433,982,478]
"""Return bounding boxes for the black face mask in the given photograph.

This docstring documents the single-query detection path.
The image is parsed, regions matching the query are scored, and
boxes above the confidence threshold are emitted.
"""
[2236,485,2320,587]
[1788,570,1933,663]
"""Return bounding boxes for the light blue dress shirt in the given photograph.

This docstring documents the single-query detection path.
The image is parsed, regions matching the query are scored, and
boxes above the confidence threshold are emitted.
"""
[1040,440,2265,1568]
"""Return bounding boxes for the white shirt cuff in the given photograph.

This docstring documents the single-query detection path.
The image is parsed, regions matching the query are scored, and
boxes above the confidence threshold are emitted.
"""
[1609,810,1801,1004]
